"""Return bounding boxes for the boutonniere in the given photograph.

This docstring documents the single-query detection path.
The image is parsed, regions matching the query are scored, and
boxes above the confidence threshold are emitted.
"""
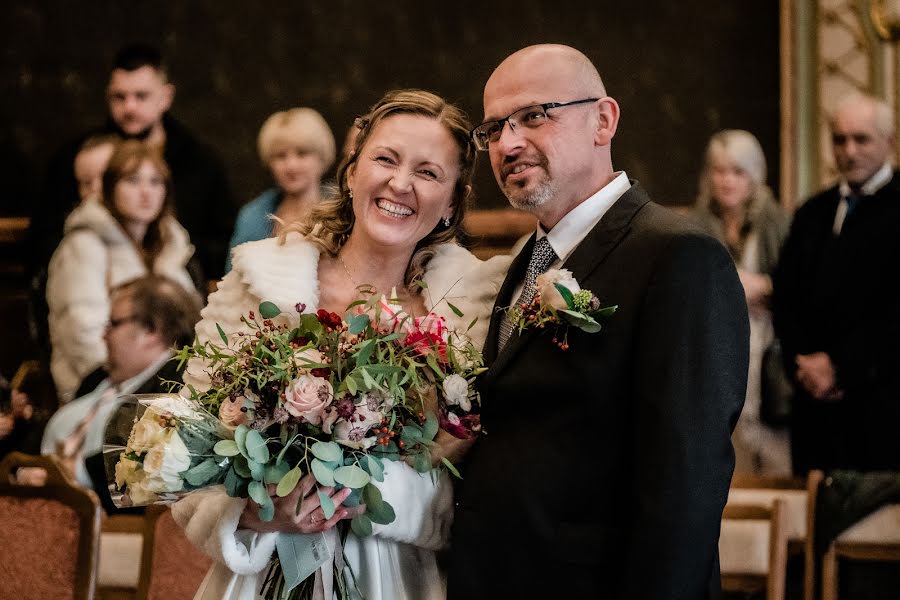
[507,269,617,350]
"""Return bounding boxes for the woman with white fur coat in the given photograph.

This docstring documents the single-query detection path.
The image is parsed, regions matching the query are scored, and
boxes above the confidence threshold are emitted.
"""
[47,140,197,401]
[172,90,510,599]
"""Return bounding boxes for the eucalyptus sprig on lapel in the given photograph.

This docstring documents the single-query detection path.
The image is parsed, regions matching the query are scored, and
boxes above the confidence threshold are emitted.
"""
[506,269,617,350]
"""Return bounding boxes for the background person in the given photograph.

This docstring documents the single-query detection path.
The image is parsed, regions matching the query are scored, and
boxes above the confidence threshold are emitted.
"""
[225,107,336,272]
[46,140,197,401]
[692,129,790,476]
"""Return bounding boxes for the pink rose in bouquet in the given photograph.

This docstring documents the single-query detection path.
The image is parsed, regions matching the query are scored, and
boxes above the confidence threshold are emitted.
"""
[284,374,334,425]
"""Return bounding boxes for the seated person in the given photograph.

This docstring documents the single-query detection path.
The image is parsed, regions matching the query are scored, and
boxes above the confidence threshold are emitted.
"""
[41,274,200,508]
[226,107,336,272]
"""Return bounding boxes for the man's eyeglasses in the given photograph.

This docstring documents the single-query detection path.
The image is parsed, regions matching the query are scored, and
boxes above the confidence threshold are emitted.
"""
[106,315,141,330]
[470,98,600,151]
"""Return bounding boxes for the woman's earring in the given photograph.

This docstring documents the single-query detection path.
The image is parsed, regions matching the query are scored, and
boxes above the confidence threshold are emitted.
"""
[348,189,353,199]
[442,216,451,227]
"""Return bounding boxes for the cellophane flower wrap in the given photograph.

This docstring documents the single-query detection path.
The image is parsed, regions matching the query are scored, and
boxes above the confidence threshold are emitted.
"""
[107,289,485,599]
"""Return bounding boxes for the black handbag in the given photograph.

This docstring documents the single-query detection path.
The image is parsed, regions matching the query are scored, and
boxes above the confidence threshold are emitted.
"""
[760,338,793,427]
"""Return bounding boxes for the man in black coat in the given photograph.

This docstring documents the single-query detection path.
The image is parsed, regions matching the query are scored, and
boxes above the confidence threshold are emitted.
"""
[28,43,236,287]
[448,45,749,599]
[773,93,900,474]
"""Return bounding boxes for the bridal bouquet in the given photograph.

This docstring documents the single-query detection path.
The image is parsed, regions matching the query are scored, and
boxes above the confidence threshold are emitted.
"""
[507,269,617,349]
[107,290,484,598]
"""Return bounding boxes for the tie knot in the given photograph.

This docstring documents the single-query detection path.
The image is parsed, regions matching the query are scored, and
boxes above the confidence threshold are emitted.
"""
[530,237,557,272]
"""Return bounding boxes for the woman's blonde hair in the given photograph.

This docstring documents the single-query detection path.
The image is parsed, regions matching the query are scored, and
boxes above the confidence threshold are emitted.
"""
[290,89,477,288]
[257,107,336,170]
[102,139,173,265]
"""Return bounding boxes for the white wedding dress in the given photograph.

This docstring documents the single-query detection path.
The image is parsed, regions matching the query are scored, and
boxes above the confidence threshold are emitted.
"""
[171,234,510,600]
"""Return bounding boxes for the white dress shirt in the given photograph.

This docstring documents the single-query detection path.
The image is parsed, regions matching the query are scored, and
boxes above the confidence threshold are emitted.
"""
[833,161,893,235]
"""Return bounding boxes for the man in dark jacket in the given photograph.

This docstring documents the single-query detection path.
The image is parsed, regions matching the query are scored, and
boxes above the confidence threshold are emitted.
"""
[773,93,900,474]
[28,43,236,288]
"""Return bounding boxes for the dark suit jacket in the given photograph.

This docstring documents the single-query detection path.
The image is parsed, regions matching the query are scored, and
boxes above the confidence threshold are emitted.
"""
[448,183,749,599]
[772,175,900,474]
[82,357,184,514]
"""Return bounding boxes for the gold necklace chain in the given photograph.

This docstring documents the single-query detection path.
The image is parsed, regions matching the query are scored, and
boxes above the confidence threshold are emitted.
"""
[337,253,363,289]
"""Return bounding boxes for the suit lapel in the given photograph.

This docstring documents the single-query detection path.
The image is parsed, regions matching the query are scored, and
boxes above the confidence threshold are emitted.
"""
[483,184,650,383]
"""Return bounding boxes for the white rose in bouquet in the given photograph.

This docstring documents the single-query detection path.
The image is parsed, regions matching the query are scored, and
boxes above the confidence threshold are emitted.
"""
[442,374,471,412]
[127,478,160,505]
[536,269,580,310]
[114,455,142,489]
[127,412,166,453]
[292,348,324,370]
[141,429,192,492]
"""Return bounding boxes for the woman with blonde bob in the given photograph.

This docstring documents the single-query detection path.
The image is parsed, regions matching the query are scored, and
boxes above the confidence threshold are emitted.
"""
[692,129,791,475]
[46,140,197,400]
[173,89,510,600]
[225,107,336,272]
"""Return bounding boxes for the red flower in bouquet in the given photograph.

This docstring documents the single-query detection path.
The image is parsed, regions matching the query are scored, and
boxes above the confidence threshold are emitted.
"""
[403,314,449,363]
[316,309,343,330]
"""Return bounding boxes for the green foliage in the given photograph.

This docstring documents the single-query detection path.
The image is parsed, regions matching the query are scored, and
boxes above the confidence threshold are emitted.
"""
[258,301,281,319]
[276,466,302,497]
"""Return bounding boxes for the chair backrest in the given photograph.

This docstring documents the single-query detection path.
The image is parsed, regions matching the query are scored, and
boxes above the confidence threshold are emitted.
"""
[729,473,809,543]
[720,500,789,600]
[0,452,102,600]
[136,504,212,600]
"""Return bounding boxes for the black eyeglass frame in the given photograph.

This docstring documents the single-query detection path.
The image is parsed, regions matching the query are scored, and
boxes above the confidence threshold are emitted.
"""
[470,97,600,151]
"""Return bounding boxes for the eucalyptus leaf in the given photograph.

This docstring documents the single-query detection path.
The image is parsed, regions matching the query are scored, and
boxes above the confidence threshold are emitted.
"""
[183,458,222,487]
[559,310,602,333]
[265,461,291,485]
[259,301,282,319]
[366,499,396,525]
[351,514,373,537]
[258,500,275,522]
[341,488,362,507]
[364,455,384,482]
[233,455,251,478]
[362,483,384,511]
[224,465,247,498]
[248,480,269,505]
[235,425,249,456]
[347,313,370,335]
[318,490,336,519]
[310,441,342,463]
[245,429,271,463]
[249,459,266,481]
[276,466,302,497]
[421,412,439,441]
[401,423,423,445]
[413,451,431,473]
[216,323,229,346]
[213,439,240,457]
[592,305,618,318]
[311,458,336,486]
[333,465,370,489]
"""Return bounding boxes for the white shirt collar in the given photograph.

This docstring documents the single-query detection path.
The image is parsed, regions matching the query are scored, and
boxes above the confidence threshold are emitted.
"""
[536,172,631,264]
[838,161,893,198]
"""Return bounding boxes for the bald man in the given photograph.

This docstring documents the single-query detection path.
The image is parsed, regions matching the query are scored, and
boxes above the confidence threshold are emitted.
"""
[773,93,900,474]
[449,45,749,599]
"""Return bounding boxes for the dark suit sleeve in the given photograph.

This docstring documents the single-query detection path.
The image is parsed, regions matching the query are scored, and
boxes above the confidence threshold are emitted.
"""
[621,233,748,599]
[771,204,812,374]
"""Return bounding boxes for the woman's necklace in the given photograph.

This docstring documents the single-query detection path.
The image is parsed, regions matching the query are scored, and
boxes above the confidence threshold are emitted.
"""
[337,253,363,289]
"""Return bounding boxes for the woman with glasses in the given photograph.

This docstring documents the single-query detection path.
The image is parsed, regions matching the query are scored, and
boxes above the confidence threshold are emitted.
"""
[691,129,791,475]
[46,140,198,401]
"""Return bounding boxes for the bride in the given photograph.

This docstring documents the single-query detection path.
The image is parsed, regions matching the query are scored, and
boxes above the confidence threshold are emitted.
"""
[172,89,510,599]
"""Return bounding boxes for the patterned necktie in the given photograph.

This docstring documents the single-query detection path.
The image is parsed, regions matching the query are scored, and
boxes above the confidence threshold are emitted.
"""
[497,237,558,350]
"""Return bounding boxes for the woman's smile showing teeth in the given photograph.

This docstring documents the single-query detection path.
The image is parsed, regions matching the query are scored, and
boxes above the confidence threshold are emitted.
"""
[376,198,414,218]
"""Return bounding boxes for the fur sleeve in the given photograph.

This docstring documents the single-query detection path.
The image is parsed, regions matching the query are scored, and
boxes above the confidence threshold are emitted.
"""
[422,244,511,348]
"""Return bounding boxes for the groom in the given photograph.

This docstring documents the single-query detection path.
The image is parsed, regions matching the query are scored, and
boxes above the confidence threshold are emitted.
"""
[448,45,749,599]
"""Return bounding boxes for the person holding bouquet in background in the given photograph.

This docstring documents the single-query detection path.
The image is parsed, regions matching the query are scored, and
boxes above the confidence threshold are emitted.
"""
[172,89,510,600]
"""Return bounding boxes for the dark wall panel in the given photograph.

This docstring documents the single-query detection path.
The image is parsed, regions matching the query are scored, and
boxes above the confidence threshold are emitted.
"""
[1,0,780,215]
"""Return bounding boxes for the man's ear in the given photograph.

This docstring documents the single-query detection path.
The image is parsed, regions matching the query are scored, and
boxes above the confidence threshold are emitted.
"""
[594,97,620,146]
[160,83,175,113]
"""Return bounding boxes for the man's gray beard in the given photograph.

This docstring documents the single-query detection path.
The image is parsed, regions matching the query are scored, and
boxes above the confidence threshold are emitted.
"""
[505,179,556,211]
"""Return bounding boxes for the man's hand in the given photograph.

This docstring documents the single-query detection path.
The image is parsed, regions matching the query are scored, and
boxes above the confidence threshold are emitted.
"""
[238,473,365,534]
[796,352,843,401]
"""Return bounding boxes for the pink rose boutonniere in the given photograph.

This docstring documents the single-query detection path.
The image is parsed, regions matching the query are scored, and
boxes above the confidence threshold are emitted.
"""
[507,268,617,350]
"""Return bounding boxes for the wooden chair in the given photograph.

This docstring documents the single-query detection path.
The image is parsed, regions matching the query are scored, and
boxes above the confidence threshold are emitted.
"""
[136,504,212,600]
[96,515,144,600]
[0,452,102,600]
[720,499,789,600]
[805,470,900,600]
